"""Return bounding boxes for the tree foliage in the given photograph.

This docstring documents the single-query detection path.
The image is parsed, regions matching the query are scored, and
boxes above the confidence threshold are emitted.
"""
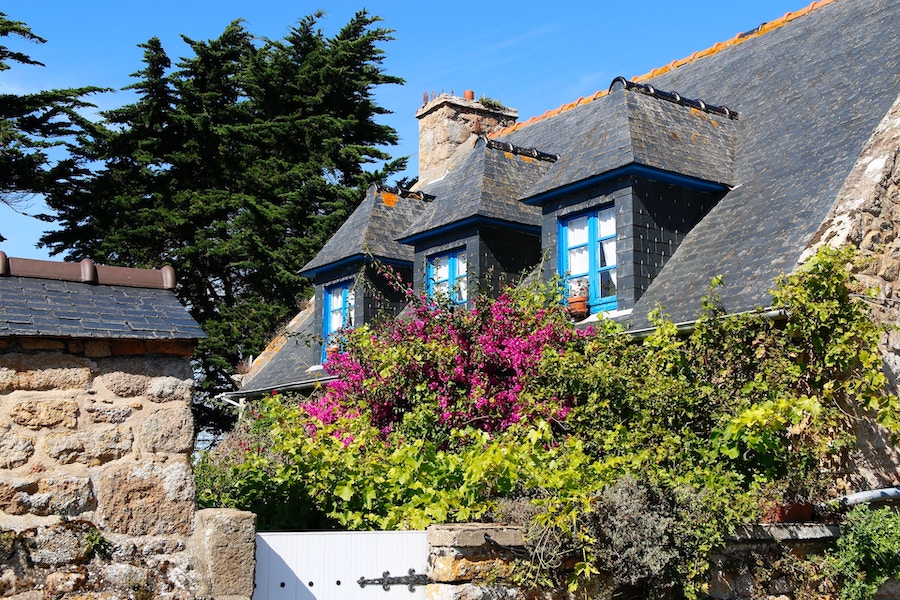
[196,246,898,596]
[39,12,404,424]
[0,12,101,241]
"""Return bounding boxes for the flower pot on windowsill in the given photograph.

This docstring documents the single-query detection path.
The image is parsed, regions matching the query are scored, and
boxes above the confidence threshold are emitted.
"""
[567,295,589,320]
[325,345,340,360]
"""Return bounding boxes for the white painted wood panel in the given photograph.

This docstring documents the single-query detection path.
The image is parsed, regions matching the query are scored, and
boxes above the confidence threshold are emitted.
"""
[254,531,429,600]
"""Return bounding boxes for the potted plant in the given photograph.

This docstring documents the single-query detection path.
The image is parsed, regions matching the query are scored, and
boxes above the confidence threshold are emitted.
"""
[759,455,828,523]
[567,279,589,319]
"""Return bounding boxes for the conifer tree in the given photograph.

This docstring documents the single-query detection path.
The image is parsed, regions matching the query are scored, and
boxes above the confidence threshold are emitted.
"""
[41,11,405,428]
[0,13,100,241]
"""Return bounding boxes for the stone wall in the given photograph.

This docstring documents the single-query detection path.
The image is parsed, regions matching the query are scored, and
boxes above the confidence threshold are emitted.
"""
[425,523,899,600]
[0,336,255,599]
[804,93,900,488]
[415,93,518,187]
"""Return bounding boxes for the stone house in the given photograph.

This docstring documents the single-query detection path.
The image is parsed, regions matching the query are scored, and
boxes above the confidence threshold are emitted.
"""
[0,254,255,599]
[236,0,899,417]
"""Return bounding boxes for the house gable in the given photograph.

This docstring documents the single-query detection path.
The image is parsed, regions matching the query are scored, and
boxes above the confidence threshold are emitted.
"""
[236,0,900,395]
[491,0,897,326]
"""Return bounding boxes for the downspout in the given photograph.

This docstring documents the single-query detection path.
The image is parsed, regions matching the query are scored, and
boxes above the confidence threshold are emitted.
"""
[826,487,900,509]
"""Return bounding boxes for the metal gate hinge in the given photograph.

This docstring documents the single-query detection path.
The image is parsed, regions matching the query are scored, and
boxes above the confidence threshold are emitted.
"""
[357,569,430,592]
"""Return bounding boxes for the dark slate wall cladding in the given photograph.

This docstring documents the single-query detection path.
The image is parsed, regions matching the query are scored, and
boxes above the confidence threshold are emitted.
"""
[478,228,542,296]
[625,179,725,306]
[363,265,413,323]
[539,178,633,308]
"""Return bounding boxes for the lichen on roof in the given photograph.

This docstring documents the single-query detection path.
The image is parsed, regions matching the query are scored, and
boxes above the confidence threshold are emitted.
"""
[491,0,838,137]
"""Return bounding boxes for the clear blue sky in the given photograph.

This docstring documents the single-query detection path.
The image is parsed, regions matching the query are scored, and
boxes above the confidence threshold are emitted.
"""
[1,0,810,261]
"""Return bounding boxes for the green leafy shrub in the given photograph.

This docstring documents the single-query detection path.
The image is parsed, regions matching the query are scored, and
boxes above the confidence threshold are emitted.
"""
[196,245,897,596]
[84,526,113,559]
[827,505,900,600]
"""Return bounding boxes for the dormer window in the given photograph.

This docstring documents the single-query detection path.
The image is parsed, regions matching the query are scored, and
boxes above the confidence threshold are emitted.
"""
[323,282,355,353]
[427,249,468,304]
[559,206,617,313]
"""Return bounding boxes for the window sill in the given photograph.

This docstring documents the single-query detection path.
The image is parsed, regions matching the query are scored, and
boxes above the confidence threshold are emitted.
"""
[576,307,633,324]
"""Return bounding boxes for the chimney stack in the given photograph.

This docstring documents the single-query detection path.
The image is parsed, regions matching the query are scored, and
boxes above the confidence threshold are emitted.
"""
[415,91,518,187]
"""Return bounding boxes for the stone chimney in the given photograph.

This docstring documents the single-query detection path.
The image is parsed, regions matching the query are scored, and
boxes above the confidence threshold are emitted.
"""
[415,90,518,186]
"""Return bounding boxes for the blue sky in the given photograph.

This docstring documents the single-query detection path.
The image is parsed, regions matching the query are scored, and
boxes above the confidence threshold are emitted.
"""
[1,0,810,260]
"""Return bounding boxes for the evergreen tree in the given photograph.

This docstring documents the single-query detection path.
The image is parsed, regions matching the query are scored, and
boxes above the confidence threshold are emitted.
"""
[0,13,100,241]
[41,11,405,429]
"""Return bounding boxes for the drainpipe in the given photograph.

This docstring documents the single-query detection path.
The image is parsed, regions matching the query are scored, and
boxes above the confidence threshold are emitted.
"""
[827,487,900,509]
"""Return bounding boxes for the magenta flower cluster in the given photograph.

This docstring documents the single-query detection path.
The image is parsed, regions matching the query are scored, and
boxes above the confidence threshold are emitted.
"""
[319,288,583,439]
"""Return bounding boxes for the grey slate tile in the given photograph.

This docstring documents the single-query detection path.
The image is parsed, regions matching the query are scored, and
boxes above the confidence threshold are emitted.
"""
[0,275,205,339]
[239,301,323,395]
[478,0,898,328]
[620,0,899,328]
[239,0,899,394]
[301,185,429,275]
[400,139,548,240]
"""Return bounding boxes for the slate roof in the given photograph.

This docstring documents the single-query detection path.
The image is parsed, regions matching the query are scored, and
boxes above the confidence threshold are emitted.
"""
[399,139,550,241]
[235,300,327,396]
[237,0,899,396]
[301,184,429,277]
[496,0,898,328]
[509,85,739,202]
[0,255,204,339]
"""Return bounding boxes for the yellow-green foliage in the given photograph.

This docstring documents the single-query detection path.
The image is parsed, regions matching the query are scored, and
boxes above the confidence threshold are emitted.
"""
[196,245,897,597]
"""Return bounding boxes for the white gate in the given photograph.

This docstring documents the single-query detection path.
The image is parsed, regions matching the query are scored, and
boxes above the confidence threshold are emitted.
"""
[254,531,430,600]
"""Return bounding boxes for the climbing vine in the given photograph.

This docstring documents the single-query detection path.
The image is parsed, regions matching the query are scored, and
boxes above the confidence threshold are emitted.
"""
[195,245,897,598]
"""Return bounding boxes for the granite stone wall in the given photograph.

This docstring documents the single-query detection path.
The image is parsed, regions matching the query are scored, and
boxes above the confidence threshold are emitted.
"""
[805,93,900,489]
[425,523,899,600]
[415,94,518,187]
[0,336,255,599]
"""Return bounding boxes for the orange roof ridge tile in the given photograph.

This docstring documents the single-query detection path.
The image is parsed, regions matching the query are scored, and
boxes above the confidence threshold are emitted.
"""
[490,0,838,138]
[0,251,177,289]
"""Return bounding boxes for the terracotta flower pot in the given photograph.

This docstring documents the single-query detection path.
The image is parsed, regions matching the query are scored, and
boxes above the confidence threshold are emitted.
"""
[763,501,814,523]
[567,295,589,319]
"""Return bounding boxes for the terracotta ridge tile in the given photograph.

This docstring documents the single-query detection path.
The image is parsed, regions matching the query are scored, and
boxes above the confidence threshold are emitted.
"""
[490,0,837,138]
[0,251,176,290]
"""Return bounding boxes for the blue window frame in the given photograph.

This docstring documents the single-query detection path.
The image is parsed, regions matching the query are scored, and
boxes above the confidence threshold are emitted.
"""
[426,249,468,305]
[322,282,355,359]
[558,205,617,313]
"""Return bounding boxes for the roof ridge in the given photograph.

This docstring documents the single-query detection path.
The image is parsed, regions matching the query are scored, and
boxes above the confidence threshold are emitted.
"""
[483,136,559,162]
[0,252,176,290]
[491,0,838,137]
[610,77,740,119]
